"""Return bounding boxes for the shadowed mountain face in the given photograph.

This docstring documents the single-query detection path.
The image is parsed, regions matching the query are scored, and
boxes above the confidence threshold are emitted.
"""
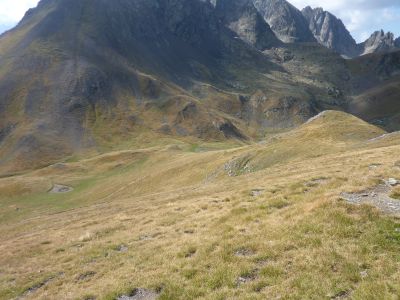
[253,0,316,43]
[302,6,359,58]
[0,0,276,172]
[215,0,280,50]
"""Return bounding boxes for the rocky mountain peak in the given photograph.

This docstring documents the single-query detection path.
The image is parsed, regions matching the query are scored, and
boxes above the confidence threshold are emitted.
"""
[361,30,397,55]
[253,0,316,43]
[301,6,358,58]
[302,6,322,15]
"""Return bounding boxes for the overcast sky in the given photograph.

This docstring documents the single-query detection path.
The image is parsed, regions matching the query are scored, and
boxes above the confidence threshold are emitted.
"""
[0,0,399,42]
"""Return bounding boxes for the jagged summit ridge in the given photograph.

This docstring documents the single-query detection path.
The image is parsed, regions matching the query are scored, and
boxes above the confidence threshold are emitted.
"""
[301,6,399,57]
[251,0,399,57]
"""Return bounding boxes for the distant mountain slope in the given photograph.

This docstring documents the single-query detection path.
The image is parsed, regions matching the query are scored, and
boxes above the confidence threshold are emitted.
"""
[347,49,400,130]
[253,0,316,43]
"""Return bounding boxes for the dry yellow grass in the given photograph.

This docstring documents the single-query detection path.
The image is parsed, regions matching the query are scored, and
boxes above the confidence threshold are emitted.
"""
[1,111,400,300]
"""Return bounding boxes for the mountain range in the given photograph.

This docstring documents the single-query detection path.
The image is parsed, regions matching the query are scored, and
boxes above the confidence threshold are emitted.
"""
[0,0,399,174]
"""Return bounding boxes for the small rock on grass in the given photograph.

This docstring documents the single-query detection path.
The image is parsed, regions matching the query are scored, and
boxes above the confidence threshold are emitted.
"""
[387,178,399,186]
[360,270,368,278]
[49,184,73,194]
[250,189,264,197]
[235,248,255,257]
[117,288,158,300]
[116,245,128,252]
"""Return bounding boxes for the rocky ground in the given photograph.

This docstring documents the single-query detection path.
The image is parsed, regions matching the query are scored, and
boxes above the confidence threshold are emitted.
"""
[341,179,400,215]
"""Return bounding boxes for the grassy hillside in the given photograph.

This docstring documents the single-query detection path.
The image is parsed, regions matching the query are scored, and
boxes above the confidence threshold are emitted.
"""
[1,111,400,299]
[221,110,385,176]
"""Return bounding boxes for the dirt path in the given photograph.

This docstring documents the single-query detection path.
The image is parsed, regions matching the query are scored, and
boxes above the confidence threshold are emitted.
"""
[341,182,400,215]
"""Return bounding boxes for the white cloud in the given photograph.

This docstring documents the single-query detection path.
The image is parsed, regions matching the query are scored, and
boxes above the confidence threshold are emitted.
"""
[0,0,39,26]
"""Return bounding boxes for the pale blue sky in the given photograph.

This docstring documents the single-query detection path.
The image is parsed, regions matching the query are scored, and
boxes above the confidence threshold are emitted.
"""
[0,0,399,42]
